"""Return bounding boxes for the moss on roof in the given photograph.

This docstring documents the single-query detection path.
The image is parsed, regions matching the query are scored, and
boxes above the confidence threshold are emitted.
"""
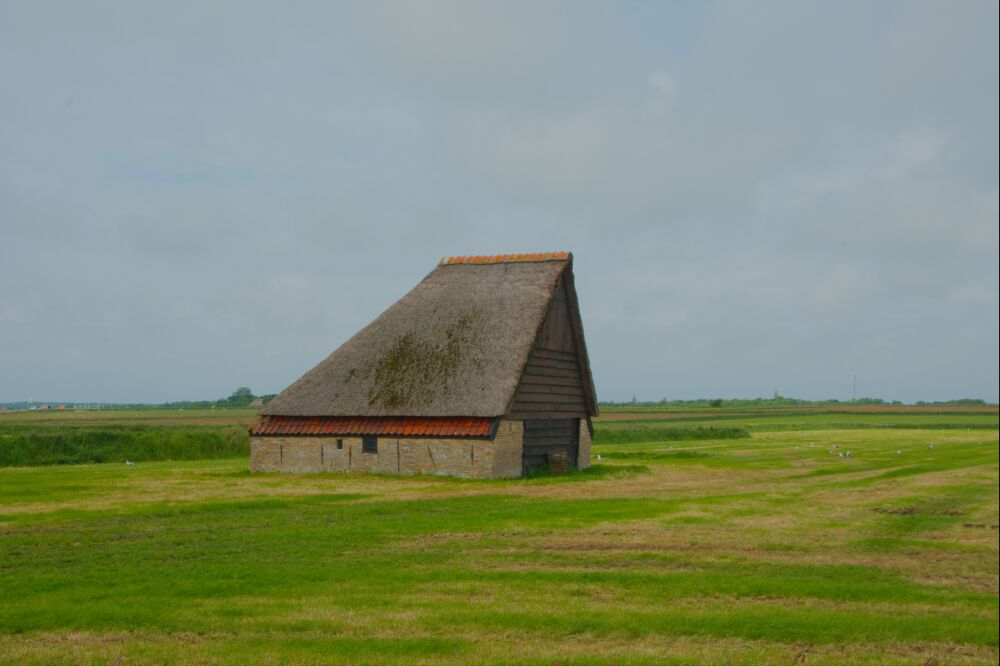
[363,311,484,410]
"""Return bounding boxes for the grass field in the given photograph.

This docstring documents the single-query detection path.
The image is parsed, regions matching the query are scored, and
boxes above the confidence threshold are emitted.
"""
[0,408,258,427]
[1,408,997,664]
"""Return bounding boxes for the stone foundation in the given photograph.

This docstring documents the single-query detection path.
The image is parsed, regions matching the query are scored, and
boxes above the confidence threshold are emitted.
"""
[250,420,525,479]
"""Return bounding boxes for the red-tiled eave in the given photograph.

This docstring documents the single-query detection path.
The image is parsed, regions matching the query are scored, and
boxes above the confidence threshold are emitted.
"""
[439,252,570,266]
[251,415,496,438]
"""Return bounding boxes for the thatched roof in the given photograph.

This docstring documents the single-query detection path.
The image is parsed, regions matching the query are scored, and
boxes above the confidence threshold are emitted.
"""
[262,252,596,418]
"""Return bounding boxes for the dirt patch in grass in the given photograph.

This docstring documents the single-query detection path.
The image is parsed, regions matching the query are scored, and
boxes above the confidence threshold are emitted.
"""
[2,630,995,665]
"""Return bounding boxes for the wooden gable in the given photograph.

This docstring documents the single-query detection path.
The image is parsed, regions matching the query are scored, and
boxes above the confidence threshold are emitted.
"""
[506,276,592,420]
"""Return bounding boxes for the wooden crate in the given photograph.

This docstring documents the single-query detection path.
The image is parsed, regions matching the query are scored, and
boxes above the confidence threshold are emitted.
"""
[547,451,569,474]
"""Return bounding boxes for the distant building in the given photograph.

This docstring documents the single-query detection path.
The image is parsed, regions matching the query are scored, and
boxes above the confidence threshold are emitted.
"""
[36,403,50,411]
[247,397,264,410]
[250,252,598,478]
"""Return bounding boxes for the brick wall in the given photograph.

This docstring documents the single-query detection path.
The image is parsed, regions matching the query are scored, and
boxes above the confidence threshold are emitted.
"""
[399,438,482,477]
[492,419,524,478]
[322,439,356,472]
[250,437,282,472]
[250,429,524,479]
[250,436,360,473]
[578,419,592,469]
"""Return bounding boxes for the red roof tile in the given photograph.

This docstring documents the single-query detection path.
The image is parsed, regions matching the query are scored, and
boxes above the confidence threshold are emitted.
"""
[438,252,570,266]
[251,415,496,438]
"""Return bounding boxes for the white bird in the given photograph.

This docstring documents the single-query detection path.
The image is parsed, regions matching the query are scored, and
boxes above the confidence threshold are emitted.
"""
[845,451,852,457]
[896,450,902,455]
[125,460,135,466]
[596,454,603,461]
[928,444,934,450]
[838,452,844,458]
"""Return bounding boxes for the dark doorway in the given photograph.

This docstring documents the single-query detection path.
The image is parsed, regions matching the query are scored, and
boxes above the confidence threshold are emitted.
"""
[522,419,579,475]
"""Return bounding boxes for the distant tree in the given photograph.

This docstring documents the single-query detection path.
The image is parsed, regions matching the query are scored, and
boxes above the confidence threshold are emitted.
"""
[220,387,255,408]
[709,399,723,408]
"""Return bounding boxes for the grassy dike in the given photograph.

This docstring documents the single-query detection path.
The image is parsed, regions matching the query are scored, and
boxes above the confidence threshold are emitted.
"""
[0,424,249,467]
[0,423,743,467]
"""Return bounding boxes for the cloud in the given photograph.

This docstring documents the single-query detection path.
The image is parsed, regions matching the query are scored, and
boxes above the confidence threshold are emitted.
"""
[756,126,950,213]
[880,127,949,177]
[451,110,619,197]
[803,265,866,314]
[648,70,677,103]
[354,0,573,81]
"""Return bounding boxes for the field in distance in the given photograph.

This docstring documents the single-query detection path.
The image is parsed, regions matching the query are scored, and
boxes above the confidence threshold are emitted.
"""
[0,407,259,427]
[0,407,997,664]
[2,402,996,429]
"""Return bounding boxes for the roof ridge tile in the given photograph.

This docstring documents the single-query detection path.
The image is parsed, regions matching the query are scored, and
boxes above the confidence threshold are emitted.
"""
[439,252,570,266]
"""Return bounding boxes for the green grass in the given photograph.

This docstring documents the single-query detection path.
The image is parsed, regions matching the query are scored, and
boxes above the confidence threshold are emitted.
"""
[597,411,998,431]
[593,425,749,444]
[0,408,257,425]
[0,410,997,664]
[0,424,249,466]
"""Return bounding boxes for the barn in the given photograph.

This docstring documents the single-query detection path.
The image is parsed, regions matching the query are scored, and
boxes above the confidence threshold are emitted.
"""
[250,252,598,478]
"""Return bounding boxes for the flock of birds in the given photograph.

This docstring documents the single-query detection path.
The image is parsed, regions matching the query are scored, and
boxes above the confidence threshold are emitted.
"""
[787,441,939,460]
[826,443,936,458]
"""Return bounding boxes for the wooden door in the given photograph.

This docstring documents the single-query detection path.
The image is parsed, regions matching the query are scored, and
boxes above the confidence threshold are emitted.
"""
[522,419,579,474]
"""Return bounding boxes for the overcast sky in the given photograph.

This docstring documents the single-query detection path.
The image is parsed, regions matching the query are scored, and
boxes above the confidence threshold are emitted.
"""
[1,1,997,404]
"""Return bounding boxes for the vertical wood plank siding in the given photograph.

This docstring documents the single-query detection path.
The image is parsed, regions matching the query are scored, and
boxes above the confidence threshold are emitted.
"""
[521,419,579,474]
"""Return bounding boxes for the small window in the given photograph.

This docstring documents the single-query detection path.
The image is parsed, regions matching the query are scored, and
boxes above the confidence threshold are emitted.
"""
[336,438,344,450]
[362,435,377,454]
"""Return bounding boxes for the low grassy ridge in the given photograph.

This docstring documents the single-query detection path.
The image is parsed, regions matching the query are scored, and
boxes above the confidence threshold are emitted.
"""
[597,410,999,430]
[0,408,258,427]
[0,410,997,664]
[0,424,249,467]
[0,409,256,467]
[0,414,745,466]
[593,425,750,444]
[6,406,994,466]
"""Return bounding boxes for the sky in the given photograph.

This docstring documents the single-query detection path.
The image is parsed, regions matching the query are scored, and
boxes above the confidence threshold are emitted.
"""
[1,1,997,404]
